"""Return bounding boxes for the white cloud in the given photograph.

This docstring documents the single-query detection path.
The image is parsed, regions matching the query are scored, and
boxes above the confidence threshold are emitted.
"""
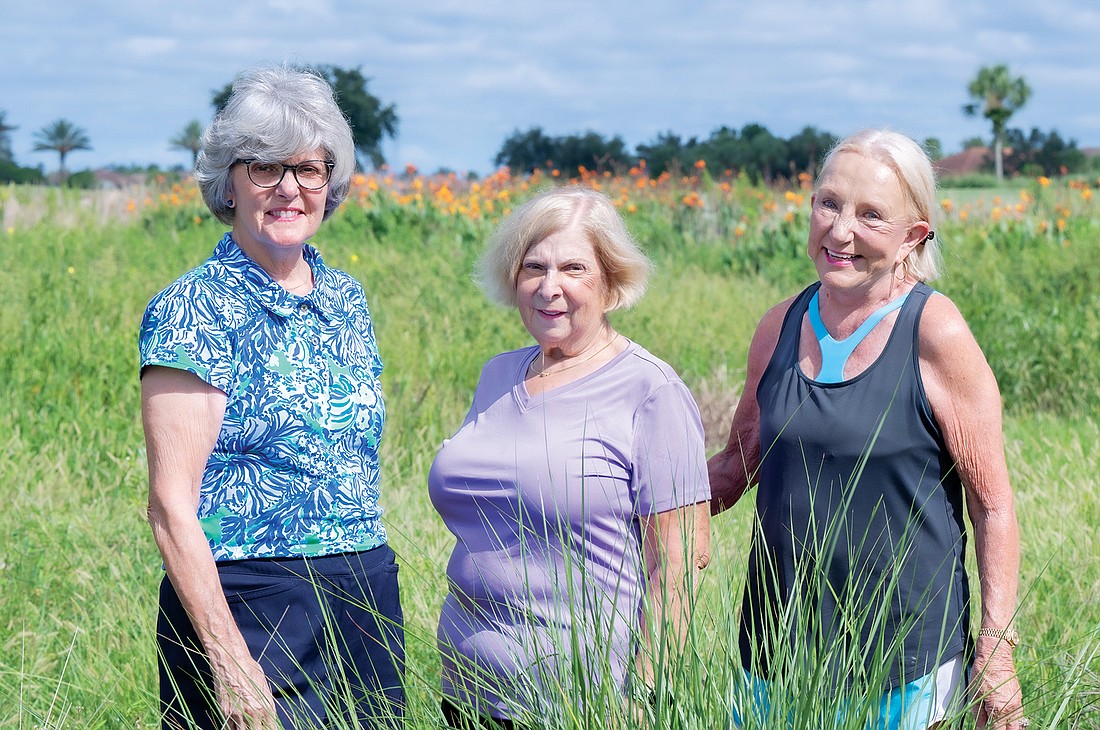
[2,0,1099,174]
[120,36,179,57]
[461,64,570,96]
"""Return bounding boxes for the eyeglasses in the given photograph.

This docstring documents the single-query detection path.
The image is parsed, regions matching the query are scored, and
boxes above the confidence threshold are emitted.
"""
[236,159,334,190]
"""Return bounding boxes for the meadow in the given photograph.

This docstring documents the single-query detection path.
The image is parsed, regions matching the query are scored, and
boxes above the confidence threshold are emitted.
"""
[1,166,1098,728]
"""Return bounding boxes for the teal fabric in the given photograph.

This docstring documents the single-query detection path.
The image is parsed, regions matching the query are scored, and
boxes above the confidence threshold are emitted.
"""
[735,660,963,729]
[808,289,910,383]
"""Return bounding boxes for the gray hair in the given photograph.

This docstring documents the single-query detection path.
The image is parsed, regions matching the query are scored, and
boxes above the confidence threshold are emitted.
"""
[195,65,356,225]
[477,186,653,310]
[818,128,942,281]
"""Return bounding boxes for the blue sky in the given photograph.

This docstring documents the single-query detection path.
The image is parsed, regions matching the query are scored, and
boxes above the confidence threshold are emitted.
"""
[4,1,1099,175]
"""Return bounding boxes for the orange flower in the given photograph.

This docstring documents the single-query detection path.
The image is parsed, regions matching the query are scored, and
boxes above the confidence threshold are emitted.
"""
[694,159,706,169]
[681,191,704,208]
[1038,176,1051,187]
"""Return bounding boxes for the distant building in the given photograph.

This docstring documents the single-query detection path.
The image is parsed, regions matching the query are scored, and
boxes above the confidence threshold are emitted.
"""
[934,147,991,177]
[93,169,147,189]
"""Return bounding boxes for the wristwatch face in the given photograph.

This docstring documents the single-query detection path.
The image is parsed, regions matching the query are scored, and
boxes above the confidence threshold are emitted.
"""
[1006,628,1020,646]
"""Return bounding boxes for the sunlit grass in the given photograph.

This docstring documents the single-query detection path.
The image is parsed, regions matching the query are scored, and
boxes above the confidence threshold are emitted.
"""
[1,173,1098,727]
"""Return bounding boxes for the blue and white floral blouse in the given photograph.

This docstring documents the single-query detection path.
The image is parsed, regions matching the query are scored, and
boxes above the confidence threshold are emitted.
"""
[139,233,388,561]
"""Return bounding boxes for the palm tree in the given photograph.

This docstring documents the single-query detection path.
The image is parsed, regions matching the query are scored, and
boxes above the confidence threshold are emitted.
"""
[0,110,17,163]
[33,119,92,184]
[170,120,204,169]
[963,64,1032,182]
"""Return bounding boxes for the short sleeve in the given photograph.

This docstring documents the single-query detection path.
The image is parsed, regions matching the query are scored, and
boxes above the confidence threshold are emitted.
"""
[631,380,710,515]
[138,280,236,393]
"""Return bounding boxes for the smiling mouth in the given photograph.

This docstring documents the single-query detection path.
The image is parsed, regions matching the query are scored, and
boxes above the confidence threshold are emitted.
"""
[825,248,860,262]
[269,210,302,219]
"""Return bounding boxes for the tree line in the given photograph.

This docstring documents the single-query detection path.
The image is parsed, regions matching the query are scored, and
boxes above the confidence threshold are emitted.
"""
[1,63,1094,187]
[493,124,839,182]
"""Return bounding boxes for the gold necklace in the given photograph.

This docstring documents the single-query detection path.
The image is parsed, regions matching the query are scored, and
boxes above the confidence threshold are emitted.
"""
[533,334,620,378]
[282,271,313,293]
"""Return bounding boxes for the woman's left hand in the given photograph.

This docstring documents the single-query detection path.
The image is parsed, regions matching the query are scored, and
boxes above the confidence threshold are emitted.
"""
[920,295,1026,729]
[971,636,1026,728]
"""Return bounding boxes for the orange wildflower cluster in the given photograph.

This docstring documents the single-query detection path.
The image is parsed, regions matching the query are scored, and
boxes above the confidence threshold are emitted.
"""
[132,170,1097,248]
[347,167,522,219]
[333,161,815,227]
[935,175,1099,247]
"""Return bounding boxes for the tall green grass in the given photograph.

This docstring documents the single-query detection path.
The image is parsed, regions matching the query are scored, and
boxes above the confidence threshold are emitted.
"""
[1,184,1098,727]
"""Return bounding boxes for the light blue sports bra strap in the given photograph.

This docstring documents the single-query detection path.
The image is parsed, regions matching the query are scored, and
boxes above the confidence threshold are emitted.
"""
[809,289,911,383]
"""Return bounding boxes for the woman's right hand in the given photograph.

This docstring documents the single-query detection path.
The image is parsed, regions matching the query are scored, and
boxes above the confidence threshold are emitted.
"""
[143,367,277,728]
[208,647,280,729]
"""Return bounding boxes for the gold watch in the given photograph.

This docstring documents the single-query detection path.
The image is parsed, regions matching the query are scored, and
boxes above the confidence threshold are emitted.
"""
[977,626,1020,647]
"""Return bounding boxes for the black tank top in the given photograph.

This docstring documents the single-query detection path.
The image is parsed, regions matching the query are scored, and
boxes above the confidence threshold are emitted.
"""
[740,281,970,690]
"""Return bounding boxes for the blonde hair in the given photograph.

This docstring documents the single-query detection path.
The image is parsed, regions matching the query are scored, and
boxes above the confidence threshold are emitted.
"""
[818,129,942,281]
[476,186,653,310]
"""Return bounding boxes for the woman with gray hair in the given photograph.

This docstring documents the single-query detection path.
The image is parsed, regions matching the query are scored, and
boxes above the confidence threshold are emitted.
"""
[709,129,1025,729]
[139,65,404,729]
[429,186,711,728]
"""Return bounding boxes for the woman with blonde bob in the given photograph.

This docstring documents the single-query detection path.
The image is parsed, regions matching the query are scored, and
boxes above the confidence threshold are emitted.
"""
[430,186,712,728]
[710,129,1025,729]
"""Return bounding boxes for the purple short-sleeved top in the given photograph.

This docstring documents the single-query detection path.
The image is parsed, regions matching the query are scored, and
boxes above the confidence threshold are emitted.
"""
[428,340,710,719]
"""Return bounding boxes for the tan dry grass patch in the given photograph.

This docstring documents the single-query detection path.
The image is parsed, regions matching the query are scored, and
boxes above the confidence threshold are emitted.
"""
[690,365,742,453]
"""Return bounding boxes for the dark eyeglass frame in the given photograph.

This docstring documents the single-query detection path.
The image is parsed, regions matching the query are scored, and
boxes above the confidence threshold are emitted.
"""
[235,159,335,190]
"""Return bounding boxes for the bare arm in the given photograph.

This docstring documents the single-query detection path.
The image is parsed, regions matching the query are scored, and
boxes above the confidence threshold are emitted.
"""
[142,366,278,729]
[919,295,1023,729]
[708,299,790,515]
[633,502,711,692]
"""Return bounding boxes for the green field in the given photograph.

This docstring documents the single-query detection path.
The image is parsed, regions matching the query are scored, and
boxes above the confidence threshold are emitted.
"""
[1,178,1098,728]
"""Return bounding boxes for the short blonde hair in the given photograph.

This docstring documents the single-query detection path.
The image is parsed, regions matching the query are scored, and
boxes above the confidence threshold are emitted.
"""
[476,186,653,310]
[818,129,942,281]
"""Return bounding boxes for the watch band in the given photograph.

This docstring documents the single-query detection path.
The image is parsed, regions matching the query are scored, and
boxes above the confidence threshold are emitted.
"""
[977,627,1020,646]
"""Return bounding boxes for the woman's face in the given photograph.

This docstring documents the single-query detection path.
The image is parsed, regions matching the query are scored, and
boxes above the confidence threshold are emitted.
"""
[516,227,609,354]
[230,149,329,265]
[808,151,928,295]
